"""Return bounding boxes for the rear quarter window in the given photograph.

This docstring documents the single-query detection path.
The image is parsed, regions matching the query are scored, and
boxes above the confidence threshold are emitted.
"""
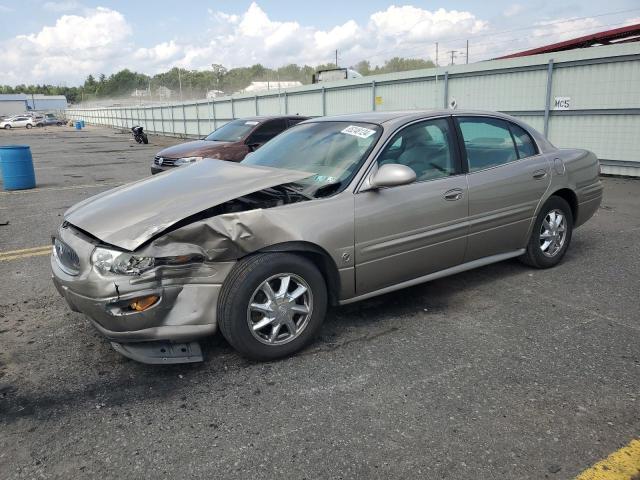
[508,123,538,159]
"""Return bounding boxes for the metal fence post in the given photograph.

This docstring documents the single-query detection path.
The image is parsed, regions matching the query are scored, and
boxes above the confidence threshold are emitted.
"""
[196,103,201,137]
[212,100,217,130]
[170,105,176,136]
[208,100,213,132]
[443,71,449,109]
[284,92,288,114]
[322,87,326,116]
[159,106,164,135]
[255,96,259,115]
[181,102,187,137]
[543,59,554,139]
[371,80,376,112]
[230,98,235,119]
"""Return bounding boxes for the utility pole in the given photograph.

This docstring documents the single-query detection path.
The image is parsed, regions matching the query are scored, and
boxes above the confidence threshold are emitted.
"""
[466,40,469,64]
[435,42,439,67]
[448,50,459,65]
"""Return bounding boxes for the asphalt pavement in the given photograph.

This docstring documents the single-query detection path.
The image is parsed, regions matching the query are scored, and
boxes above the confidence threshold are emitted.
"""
[0,125,638,479]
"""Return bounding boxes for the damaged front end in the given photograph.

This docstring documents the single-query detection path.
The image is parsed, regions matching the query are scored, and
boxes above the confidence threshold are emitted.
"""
[51,159,318,364]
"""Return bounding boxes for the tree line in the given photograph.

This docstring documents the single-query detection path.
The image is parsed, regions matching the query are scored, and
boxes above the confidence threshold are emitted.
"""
[0,57,435,103]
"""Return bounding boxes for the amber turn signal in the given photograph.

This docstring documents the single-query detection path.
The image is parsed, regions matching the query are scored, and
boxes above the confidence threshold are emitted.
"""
[129,295,159,312]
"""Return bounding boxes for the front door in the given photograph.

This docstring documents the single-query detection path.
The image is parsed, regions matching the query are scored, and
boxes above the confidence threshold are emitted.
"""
[354,117,469,295]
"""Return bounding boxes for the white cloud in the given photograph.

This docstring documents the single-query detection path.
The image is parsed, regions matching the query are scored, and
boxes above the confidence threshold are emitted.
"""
[0,7,131,85]
[4,2,621,86]
[153,3,488,71]
[43,1,83,12]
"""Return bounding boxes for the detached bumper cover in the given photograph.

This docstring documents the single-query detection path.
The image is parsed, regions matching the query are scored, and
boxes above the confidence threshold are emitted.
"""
[52,275,220,342]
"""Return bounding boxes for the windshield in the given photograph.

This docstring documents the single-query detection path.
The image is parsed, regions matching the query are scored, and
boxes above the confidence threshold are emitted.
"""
[204,119,258,142]
[242,121,381,197]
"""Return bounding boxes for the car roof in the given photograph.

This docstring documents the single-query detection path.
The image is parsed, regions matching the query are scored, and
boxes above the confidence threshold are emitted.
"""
[235,115,310,122]
[305,109,524,125]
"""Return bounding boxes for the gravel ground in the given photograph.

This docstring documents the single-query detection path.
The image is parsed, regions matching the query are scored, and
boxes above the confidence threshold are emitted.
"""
[0,125,638,479]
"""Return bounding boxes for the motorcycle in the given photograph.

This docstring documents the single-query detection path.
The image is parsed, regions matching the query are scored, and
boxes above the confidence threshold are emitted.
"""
[132,125,149,144]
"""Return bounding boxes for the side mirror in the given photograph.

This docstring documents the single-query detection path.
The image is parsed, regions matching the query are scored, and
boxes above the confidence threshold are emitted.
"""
[365,164,416,190]
[247,142,261,152]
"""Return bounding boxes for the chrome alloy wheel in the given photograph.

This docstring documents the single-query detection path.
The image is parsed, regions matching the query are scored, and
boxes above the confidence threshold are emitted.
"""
[247,273,313,346]
[539,209,567,257]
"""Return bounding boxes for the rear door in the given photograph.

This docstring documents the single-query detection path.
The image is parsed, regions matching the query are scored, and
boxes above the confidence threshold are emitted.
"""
[354,117,469,294]
[455,116,551,261]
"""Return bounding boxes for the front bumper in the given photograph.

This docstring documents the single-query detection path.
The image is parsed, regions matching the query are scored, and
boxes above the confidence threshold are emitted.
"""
[51,224,235,344]
[52,275,220,342]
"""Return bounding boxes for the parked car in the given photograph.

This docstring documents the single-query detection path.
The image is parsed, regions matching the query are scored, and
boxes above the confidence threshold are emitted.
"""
[52,110,602,364]
[35,115,64,127]
[1,115,35,129]
[151,115,308,174]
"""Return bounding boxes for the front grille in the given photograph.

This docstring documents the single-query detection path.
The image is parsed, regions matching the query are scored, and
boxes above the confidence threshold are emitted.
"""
[154,156,176,167]
[53,238,80,275]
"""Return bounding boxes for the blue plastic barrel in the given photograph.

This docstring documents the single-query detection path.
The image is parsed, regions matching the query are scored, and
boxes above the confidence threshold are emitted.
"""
[75,121,82,130]
[0,145,36,190]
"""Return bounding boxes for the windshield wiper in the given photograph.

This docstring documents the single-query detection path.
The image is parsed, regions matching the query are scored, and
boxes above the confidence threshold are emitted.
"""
[313,181,342,198]
[265,184,314,200]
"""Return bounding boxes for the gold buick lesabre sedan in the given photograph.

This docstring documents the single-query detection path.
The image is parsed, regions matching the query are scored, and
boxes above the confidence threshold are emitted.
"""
[51,110,603,364]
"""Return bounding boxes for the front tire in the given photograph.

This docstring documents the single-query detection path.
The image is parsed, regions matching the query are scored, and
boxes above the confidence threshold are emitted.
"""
[141,133,149,144]
[520,196,573,268]
[4,124,10,129]
[218,253,328,361]
[26,124,32,129]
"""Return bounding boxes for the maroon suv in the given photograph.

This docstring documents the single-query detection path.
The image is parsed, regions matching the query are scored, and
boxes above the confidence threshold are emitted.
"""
[151,115,308,174]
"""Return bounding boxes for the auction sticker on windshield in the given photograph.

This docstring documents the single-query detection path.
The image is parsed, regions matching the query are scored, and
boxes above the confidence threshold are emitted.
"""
[341,125,376,139]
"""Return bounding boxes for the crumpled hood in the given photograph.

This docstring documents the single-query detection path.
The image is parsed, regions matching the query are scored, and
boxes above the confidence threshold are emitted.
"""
[64,159,311,251]
[156,140,229,159]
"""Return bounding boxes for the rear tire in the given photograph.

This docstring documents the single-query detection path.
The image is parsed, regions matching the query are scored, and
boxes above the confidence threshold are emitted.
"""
[520,196,573,269]
[218,253,328,361]
[26,124,32,129]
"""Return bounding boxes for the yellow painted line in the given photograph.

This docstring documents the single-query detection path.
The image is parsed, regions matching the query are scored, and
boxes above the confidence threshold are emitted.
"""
[0,250,51,262]
[0,183,121,195]
[575,438,640,480]
[0,245,52,257]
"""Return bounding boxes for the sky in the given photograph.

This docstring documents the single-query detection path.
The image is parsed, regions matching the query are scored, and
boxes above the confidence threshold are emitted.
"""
[0,0,639,86]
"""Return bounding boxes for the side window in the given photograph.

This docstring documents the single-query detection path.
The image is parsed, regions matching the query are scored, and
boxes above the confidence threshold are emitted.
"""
[378,118,456,181]
[248,119,288,144]
[456,117,519,172]
[509,123,538,159]
[287,118,305,127]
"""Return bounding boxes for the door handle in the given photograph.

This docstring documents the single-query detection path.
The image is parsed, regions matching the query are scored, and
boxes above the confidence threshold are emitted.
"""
[443,188,464,201]
[532,169,548,179]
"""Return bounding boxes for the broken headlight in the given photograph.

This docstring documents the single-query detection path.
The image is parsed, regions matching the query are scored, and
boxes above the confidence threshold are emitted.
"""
[92,247,155,275]
[91,247,204,276]
[174,156,203,166]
